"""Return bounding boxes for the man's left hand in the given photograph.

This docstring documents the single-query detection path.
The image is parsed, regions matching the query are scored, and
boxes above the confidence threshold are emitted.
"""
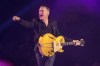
[73,40,81,46]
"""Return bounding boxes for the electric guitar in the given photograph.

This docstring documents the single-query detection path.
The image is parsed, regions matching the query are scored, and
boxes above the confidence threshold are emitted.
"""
[38,33,85,57]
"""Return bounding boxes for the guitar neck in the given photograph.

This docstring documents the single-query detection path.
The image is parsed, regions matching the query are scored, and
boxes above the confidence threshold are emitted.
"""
[62,42,75,46]
[62,39,85,46]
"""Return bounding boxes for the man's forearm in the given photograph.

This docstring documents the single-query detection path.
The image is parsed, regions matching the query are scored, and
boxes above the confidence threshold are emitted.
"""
[19,19,34,28]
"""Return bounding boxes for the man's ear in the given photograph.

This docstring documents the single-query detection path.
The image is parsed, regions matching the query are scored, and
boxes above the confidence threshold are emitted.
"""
[47,10,50,15]
[47,12,50,16]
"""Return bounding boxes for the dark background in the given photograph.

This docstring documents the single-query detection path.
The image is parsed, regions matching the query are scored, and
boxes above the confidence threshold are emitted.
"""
[0,0,100,66]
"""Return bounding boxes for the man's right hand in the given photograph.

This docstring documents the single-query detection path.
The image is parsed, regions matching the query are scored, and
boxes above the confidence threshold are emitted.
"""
[12,16,21,21]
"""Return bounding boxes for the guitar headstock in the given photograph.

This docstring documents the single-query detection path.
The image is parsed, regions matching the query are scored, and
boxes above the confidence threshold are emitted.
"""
[80,39,85,46]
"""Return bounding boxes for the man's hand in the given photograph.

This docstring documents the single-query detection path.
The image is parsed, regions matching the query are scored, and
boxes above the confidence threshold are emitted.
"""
[73,40,81,46]
[12,16,21,21]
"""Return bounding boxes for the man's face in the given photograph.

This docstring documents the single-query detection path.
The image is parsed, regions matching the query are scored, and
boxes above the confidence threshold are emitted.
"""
[39,6,49,20]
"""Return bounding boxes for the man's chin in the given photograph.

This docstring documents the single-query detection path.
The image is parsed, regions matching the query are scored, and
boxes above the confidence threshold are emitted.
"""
[39,18,44,20]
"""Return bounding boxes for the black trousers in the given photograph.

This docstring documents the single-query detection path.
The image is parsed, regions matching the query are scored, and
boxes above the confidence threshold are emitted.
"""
[35,51,55,66]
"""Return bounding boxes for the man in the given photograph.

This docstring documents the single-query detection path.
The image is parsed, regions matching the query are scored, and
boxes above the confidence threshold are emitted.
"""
[13,5,81,66]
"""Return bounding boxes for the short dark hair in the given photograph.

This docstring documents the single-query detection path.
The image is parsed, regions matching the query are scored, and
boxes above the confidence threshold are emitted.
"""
[40,5,50,12]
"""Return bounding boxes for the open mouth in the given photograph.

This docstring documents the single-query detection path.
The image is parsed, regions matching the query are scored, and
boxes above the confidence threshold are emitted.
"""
[39,14,44,17]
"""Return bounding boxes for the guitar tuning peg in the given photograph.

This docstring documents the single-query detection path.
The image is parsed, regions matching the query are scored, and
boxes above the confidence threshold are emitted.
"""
[80,39,84,40]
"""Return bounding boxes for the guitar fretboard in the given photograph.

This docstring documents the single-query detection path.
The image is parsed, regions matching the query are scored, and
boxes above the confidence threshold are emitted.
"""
[62,42,75,46]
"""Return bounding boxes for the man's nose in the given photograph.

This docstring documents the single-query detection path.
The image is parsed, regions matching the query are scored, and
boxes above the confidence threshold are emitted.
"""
[39,12,42,14]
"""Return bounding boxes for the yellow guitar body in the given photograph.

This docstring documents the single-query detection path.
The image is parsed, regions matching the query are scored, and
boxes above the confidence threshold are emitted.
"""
[38,33,65,57]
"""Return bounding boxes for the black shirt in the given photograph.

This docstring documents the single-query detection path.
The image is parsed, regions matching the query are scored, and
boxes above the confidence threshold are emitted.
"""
[37,20,55,36]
